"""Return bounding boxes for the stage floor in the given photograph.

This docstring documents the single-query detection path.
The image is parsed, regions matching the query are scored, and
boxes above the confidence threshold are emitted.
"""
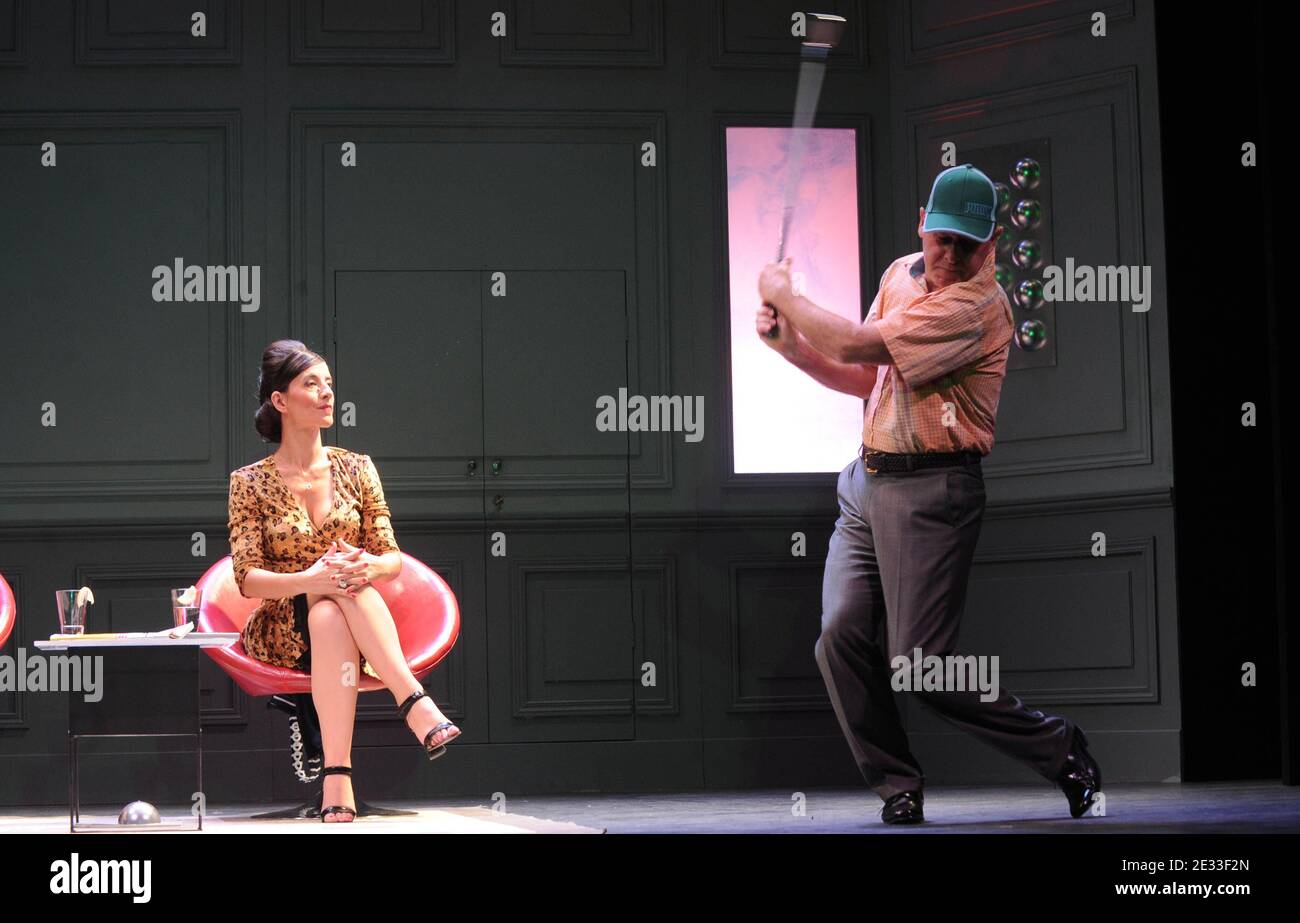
[2,781,1296,833]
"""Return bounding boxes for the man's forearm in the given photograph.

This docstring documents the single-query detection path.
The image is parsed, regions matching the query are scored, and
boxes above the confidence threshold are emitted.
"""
[789,333,879,399]
[776,293,862,363]
[776,293,893,366]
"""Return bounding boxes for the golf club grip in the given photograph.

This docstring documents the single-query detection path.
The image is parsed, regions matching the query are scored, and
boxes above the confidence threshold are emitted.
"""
[764,239,786,338]
[763,300,781,338]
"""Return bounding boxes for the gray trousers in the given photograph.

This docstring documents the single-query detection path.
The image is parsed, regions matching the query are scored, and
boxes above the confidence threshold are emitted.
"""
[814,453,1073,801]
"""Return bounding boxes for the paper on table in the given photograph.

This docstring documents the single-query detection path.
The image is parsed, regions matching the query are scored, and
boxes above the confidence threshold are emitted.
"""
[50,622,198,641]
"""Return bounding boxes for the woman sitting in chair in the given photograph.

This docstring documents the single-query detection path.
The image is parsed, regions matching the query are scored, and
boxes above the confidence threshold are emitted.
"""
[227,338,461,823]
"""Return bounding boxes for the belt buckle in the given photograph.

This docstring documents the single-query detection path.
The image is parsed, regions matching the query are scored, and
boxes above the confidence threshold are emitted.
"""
[861,444,889,475]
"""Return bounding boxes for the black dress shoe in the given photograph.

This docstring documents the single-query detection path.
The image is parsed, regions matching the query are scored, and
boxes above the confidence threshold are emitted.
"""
[881,790,924,824]
[1055,725,1102,818]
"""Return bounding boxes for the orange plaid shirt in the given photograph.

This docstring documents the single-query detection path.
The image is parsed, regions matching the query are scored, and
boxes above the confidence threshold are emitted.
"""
[862,246,1013,455]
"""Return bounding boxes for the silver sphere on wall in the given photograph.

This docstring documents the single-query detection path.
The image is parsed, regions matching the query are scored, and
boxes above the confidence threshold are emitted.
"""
[1012,198,1041,229]
[1011,158,1041,190]
[1015,278,1044,310]
[1015,318,1047,350]
[1012,239,1042,270]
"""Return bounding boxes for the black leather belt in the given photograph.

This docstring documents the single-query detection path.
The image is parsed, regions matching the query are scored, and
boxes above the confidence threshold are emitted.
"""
[859,443,983,473]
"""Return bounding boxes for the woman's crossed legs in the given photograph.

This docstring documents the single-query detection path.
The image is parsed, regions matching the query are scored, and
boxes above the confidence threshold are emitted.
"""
[305,585,457,821]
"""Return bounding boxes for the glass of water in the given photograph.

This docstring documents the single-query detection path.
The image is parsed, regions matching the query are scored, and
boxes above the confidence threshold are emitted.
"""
[171,586,202,629]
[55,588,92,635]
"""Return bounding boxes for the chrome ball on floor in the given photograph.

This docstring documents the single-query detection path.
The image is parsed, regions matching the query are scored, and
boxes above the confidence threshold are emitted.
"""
[118,800,161,825]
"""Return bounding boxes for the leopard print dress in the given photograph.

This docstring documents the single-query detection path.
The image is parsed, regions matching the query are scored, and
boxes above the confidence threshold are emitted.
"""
[226,446,400,680]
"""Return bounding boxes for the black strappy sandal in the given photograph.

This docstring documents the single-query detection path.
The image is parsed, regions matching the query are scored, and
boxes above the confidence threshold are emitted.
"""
[397,690,460,760]
[319,765,356,823]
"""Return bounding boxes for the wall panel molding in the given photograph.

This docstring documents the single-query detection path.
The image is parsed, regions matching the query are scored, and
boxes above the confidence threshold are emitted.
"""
[501,0,662,67]
[725,559,827,712]
[901,0,1135,66]
[75,0,241,65]
[510,559,634,718]
[0,0,27,66]
[958,536,1160,704]
[0,110,242,504]
[290,109,671,495]
[289,0,455,65]
[632,556,678,714]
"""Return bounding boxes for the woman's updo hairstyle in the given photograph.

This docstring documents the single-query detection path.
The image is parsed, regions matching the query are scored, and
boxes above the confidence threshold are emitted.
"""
[254,339,326,444]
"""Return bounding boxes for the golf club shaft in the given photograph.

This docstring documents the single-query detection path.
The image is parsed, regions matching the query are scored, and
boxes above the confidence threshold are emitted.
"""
[765,48,831,338]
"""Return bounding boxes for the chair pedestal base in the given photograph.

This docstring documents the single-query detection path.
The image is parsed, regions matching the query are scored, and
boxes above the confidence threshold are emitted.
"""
[251,790,419,819]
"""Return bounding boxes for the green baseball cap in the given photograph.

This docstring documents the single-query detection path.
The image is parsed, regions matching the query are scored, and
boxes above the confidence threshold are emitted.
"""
[922,163,997,242]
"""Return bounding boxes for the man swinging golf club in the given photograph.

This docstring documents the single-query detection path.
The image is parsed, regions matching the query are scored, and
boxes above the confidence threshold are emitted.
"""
[757,163,1102,824]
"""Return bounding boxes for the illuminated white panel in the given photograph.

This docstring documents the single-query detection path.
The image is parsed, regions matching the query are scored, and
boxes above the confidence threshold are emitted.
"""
[726,125,864,474]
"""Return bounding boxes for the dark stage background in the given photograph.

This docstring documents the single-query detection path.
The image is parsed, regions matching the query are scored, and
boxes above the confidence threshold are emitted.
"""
[0,0,1286,807]
[1156,1,1290,783]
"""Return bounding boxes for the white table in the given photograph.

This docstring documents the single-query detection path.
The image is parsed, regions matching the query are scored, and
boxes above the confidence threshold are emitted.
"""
[35,633,240,832]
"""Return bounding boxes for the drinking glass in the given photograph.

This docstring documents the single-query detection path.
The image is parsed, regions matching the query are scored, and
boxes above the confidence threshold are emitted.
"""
[170,586,202,629]
[54,588,91,635]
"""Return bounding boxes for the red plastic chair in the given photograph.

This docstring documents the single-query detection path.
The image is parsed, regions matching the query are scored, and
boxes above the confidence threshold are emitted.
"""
[0,574,15,650]
[195,553,459,696]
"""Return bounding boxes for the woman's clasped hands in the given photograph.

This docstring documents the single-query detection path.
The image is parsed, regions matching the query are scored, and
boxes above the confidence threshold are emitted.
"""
[302,539,377,598]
